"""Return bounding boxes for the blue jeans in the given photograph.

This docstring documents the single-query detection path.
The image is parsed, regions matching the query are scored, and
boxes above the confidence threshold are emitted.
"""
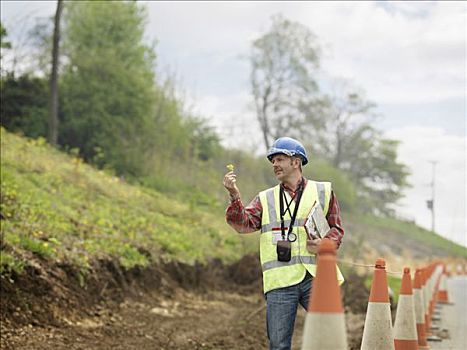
[265,273,313,350]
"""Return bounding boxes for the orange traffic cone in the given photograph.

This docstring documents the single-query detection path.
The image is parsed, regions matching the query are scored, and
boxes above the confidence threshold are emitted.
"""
[361,258,395,350]
[437,265,451,304]
[301,239,348,350]
[393,267,418,350]
[413,269,430,349]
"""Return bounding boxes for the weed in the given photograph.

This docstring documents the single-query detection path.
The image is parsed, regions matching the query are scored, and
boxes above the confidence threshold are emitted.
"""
[0,251,25,275]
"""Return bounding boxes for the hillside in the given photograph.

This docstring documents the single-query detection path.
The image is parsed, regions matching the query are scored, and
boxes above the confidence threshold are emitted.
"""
[0,128,257,273]
[1,128,466,349]
[1,127,466,276]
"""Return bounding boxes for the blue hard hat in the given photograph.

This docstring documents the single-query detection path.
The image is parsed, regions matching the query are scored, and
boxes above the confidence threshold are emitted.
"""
[267,137,308,166]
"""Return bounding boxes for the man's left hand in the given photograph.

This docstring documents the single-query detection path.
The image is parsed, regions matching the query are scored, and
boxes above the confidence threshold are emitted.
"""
[306,237,321,254]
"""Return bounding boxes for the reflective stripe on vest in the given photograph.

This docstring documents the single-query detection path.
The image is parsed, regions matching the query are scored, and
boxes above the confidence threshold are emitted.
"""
[262,255,316,271]
[259,180,344,293]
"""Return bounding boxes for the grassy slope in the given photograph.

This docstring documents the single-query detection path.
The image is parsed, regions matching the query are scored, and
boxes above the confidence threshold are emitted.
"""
[341,211,467,266]
[1,128,465,279]
[0,128,258,275]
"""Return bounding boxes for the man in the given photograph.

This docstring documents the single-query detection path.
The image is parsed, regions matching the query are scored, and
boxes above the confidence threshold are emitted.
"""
[223,136,344,350]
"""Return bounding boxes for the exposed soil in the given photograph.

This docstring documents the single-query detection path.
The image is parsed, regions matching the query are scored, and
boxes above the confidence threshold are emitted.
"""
[1,253,370,350]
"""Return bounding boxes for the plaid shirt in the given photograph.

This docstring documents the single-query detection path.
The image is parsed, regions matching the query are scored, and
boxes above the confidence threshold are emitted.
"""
[225,178,345,248]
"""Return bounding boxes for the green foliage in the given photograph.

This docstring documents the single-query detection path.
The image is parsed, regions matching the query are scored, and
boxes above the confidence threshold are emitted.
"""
[1,22,12,76]
[0,22,11,50]
[342,127,410,215]
[59,1,156,176]
[185,116,222,161]
[34,1,225,189]
[0,74,48,138]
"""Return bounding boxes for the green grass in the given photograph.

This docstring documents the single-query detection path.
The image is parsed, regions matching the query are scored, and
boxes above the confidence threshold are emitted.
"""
[359,214,467,258]
[0,251,25,275]
[0,128,255,275]
[1,127,465,280]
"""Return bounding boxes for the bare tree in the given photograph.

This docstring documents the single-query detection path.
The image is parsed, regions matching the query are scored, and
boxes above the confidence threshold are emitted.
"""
[249,14,322,151]
[48,0,63,146]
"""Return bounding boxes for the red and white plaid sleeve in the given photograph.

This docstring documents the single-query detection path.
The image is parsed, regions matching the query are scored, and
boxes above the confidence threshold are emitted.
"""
[225,195,262,233]
[325,191,345,249]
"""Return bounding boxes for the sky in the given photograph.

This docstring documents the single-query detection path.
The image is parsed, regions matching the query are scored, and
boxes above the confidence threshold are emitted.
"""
[1,1,466,247]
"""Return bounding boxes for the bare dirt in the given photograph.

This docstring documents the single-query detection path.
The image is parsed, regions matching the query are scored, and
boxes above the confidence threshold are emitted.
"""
[1,253,369,350]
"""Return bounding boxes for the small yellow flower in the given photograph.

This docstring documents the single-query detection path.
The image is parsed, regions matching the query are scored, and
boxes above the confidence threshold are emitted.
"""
[226,164,235,172]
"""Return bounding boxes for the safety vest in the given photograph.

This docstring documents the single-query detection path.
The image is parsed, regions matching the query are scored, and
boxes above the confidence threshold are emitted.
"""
[259,180,344,294]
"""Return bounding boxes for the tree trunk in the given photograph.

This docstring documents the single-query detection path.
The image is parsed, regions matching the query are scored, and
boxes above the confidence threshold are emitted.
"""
[334,134,342,169]
[260,86,272,151]
[48,0,63,146]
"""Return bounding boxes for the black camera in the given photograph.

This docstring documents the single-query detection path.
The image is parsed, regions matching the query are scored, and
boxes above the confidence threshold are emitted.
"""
[277,240,291,262]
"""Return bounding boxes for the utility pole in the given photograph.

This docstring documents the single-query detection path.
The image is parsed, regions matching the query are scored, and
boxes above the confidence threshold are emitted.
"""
[426,161,437,232]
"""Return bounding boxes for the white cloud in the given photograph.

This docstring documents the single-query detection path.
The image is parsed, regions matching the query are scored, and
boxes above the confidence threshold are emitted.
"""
[308,2,466,104]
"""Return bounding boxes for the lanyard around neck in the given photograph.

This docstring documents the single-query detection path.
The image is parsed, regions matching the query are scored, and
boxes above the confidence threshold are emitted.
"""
[279,179,304,240]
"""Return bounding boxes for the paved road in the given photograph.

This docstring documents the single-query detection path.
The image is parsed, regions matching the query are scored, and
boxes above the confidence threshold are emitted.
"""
[430,276,467,350]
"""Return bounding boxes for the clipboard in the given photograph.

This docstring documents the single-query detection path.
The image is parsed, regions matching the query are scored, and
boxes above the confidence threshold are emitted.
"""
[304,200,330,239]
